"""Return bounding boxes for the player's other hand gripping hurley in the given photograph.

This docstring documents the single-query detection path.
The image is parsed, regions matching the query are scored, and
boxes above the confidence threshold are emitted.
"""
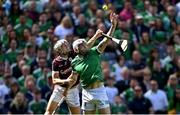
[95,29,103,38]
[110,12,118,26]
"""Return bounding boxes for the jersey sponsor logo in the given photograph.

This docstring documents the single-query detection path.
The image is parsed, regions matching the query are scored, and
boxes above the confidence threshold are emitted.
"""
[59,65,63,68]
[60,67,72,75]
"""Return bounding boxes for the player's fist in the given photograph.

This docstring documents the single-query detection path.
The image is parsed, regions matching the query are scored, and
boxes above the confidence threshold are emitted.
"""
[64,78,75,85]
[110,13,118,26]
[95,29,103,38]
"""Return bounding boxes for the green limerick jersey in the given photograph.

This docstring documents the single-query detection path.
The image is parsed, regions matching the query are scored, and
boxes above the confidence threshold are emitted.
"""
[71,47,103,88]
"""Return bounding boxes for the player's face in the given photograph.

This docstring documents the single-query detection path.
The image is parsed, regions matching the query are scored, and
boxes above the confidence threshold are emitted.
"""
[61,41,70,55]
[78,42,88,55]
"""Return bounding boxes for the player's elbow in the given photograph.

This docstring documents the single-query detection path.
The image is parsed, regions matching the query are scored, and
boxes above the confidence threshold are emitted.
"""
[52,78,59,84]
[52,79,56,84]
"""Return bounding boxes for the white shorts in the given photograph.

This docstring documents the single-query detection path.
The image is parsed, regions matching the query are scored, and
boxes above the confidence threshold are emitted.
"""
[81,86,110,111]
[49,85,80,107]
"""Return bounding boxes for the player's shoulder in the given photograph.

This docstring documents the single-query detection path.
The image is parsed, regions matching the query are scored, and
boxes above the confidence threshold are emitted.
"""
[69,50,77,59]
[52,56,63,66]
[71,55,78,63]
[71,55,82,66]
[90,46,97,51]
[89,46,101,55]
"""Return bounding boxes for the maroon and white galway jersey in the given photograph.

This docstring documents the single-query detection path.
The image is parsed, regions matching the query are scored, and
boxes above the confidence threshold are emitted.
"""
[52,52,79,87]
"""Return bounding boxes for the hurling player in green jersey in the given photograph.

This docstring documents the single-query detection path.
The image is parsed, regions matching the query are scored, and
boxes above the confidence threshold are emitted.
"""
[68,13,118,114]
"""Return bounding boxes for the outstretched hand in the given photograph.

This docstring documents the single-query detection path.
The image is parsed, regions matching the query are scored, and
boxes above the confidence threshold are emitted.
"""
[95,29,103,38]
[110,13,118,26]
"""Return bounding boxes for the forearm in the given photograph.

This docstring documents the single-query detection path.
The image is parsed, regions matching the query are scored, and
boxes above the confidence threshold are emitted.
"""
[87,32,100,49]
[63,72,79,96]
[97,24,116,53]
[52,78,68,84]
[67,72,78,87]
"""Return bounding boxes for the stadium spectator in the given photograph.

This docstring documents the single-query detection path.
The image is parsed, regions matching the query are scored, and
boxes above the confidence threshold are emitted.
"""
[173,88,180,114]
[131,14,149,42]
[138,32,154,58]
[5,79,19,100]
[152,59,167,89]
[128,85,153,114]
[28,88,47,114]
[54,15,74,39]
[145,80,168,114]
[164,74,180,112]
[8,92,29,114]
[115,67,130,94]
[11,57,25,80]
[120,78,138,102]
[119,0,134,22]
[141,67,152,93]
[128,50,146,82]
[111,96,127,114]
[105,77,118,104]
[74,14,88,38]
[112,55,126,82]
[18,65,31,89]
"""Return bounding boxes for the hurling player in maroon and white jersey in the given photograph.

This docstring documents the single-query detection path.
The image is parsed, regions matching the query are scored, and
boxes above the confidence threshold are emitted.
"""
[45,29,103,115]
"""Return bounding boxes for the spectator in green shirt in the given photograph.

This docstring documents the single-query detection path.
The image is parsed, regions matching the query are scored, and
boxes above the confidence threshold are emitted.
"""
[74,14,88,38]
[0,24,13,49]
[120,78,138,103]
[18,65,31,89]
[33,58,47,80]
[84,0,98,21]
[111,96,127,114]
[24,43,36,65]
[38,12,52,33]
[170,33,180,55]
[9,1,22,25]
[138,32,154,58]
[28,88,47,114]
[5,39,18,64]
[14,14,31,39]
[164,74,179,112]
[37,67,50,87]
[174,88,180,114]
[151,18,167,43]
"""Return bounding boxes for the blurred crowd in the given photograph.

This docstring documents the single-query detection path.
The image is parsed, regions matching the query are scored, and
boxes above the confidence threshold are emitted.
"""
[0,0,180,114]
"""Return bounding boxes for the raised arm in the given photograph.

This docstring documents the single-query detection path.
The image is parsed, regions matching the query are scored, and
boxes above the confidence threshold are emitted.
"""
[86,29,103,49]
[97,13,118,53]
